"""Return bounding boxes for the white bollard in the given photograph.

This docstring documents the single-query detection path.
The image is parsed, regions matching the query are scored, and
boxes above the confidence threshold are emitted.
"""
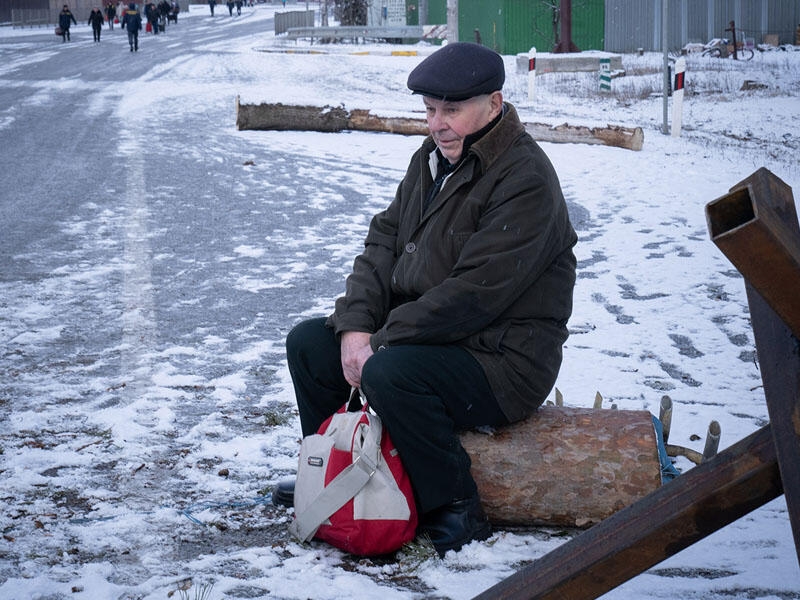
[527,46,536,102]
[599,57,611,91]
[671,57,686,137]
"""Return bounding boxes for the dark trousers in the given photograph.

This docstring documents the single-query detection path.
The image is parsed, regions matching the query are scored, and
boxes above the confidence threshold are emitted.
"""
[285,317,509,515]
[127,30,138,50]
[93,27,101,41]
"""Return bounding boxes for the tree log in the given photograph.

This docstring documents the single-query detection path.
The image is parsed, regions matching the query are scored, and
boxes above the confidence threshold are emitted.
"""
[460,406,663,528]
[234,98,644,151]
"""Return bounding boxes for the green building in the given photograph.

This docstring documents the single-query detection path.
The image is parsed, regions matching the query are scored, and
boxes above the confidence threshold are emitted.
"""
[406,0,605,55]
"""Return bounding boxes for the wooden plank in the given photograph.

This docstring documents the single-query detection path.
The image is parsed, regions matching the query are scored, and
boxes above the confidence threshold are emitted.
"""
[473,425,782,599]
[461,407,662,527]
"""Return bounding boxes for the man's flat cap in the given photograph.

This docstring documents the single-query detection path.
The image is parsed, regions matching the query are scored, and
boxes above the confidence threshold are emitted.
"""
[407,42,505,101]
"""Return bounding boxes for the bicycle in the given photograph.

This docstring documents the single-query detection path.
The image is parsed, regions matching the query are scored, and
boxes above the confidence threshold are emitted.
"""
[701,21,755,61]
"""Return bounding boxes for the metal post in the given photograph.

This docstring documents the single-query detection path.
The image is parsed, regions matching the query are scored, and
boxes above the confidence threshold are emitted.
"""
[726,20,738,60]
[662,0,669,134]
[553,0,579,53]
[446,0,457,43]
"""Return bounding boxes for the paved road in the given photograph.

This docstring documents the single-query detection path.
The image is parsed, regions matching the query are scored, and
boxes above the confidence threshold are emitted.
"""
[0,9,412,591]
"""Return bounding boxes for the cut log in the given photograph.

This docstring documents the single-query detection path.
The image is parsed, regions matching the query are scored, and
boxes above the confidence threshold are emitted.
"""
[460,406,663,528]
[234,98,644,151]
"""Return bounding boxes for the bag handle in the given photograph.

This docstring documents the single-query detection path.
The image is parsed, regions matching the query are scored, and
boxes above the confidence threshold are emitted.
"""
[290,391,382,543]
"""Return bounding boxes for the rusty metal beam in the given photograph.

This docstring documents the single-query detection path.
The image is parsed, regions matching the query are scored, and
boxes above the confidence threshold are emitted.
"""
[474,169,800,599]
[706,168,800,560]
[706,167,800,338]
[473,426,782,600]
[747,284,800,558]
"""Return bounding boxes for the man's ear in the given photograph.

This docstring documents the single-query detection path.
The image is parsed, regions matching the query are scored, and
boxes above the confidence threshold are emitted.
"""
[489,91,504,118]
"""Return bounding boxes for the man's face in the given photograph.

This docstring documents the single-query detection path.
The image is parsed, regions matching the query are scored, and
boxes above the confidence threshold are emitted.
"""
[423,92,503,164]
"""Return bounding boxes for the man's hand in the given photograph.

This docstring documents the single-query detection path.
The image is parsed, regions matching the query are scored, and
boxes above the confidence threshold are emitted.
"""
[341,331,374,388]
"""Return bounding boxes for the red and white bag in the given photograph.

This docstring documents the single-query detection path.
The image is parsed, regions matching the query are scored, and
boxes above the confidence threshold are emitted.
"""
[289,393,418,555]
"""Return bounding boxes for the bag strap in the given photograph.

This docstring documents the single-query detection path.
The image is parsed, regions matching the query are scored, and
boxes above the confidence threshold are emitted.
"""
[290,415,382,543]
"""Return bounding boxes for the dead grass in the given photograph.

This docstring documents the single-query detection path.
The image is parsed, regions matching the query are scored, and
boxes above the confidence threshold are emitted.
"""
[527,50,800,104]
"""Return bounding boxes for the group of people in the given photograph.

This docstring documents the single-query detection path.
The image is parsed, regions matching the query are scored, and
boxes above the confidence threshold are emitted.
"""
[144,0,180,35]
[207,0,255,16]
[57,1,180,51]
[225,0,244,17]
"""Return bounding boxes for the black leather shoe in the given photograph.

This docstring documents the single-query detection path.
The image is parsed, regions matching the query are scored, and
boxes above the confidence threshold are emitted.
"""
[272,478,295,508]
[420,495,491,557]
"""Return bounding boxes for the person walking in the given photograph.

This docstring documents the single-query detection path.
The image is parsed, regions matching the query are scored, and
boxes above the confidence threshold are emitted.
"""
[208,0,216,15]
[121,2,142,51]
[235,0,242,15]
[88,7,104,42]
[144,1,158,34]
[156,0,169,30]
[104,2,116,29]
[58,5,78,42]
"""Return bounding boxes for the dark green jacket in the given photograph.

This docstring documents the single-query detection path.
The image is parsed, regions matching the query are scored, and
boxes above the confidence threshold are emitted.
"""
[328,103,577,422]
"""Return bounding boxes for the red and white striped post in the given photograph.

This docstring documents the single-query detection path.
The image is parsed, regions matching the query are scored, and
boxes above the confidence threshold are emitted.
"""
[527,46,537,102]
[671,56,686,137]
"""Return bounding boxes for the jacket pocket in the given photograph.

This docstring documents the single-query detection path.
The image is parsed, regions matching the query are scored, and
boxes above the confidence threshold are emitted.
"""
[465,323,509,353]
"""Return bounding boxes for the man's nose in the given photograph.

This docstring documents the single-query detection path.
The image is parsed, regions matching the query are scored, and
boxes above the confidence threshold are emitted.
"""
[428,112,446,130]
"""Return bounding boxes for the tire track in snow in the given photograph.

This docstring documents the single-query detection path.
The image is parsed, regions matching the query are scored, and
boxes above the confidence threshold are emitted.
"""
[118,128,159,435]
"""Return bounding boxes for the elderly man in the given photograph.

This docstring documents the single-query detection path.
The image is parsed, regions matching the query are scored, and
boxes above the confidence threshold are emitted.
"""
[278,42,577,557]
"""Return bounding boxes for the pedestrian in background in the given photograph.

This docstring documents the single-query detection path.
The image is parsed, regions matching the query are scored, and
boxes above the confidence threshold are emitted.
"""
[146,1,160,34]
[235,0,242,15]
[208,0,216,15]
[121,2,142,51]
[88,7,104,42]
[105,3,116,28]
[58,4,77,42]
[157,0,170,28]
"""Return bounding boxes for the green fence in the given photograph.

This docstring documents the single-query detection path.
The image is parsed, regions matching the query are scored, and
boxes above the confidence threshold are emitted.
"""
[422,0,604,55]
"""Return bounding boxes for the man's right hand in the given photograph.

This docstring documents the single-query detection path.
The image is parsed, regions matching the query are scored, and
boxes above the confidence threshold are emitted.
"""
[340,331,374,388]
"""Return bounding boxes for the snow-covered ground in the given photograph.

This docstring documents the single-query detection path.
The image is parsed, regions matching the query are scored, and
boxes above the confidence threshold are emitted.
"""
[1,4,799,599]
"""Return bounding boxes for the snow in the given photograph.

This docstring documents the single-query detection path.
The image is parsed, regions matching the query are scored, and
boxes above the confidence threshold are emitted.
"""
[1,4,800,599]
